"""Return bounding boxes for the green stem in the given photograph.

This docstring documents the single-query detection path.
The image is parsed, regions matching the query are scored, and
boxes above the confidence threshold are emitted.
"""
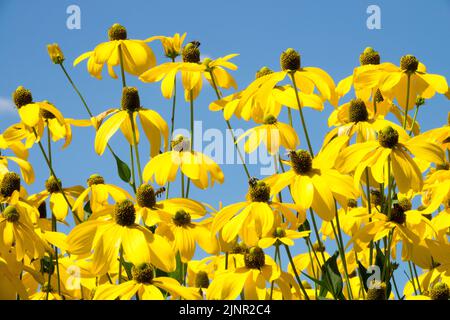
[52,214,61,296]
[407,261,418,294]
[333,206,353,299]
[365,168,374,266]
[269,244,280,300]
[284,245,310,300]
[185,90,194,198]
[129,112,143,186]
[31,128,80,223]
[181,172,185,198]
[129,144,136,193]
[59,63,93,118]
[289,72,314,156]
[408,105,420,136]
[412,263,422,294]
[331,219,353,300]
[208,69,250,179]
[287,107,294,127]
[47,121,52,169]
[166,57,178,199]
[118,246,124,284]
[402,73,411,129]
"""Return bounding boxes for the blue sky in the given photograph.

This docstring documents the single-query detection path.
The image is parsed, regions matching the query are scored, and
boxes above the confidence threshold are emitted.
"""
[0,0,449,297]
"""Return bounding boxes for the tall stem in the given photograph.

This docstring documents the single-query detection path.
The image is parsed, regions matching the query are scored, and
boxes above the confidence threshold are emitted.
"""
[52,214,61,295]
[166,58,178,199]
[185,90,194,198]
[32,128,80,223]
[129,112,143,185]
[402,73,411,129]
[365,168,374,266]
[284,245,310,300]
[408,105,420,136]
[289,72,314,156]
[208,70,250,179]
[118,246,124,284]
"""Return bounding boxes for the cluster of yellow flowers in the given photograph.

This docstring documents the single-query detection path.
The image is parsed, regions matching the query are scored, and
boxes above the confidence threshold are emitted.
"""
[1,24,450,300]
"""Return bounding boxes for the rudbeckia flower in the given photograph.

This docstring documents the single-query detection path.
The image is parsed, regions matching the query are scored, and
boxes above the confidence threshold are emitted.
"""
[0,154,34,185]
[9,86,66,129]
[66,199,176,274]
[236,114,299,155]
[93,263,201,300]
[207,246,280,300]
[264,136,358,221]
[337,125,445,193]
[74,24,156,79]
[236,48,338,112]
[156,208,219,262]
[211,178,303,245]
[139,41,238,101]
[258,226,310,248]
[0,205,48,261]
[0,134,28,160]
[209,67,324,123]
[28,176,83,223]
[186,257,216,295]
[289,242,330,280]
[145,32,187,60]
[72,174,132,221]
[94,87,168,157]
[354,54,448,111]
[143,135,224,190]
[325,98,395,144]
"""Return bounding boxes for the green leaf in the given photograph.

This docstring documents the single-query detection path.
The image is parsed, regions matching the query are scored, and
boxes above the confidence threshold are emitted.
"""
[169,252,185,284]
[319,251,345,300]
[113,152,131,183]
[357,260,369,292]
[83,200,92,220]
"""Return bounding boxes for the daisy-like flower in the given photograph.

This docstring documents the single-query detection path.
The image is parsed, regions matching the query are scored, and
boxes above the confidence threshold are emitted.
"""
[324,97,394,144]
[419,112,450,152]
[0,153,34,185]
[0,205,48,261]
[27,176,83,223]
[264,136,358,221]
[145,32,187,60]
[207,246,280,300]
[74,23,156,79]
[72,174,132,221]
[9,86,65,130]
[236,114,299,155]
[0,134,28,160]
[66,199,176,274]
[236,48,338,113]
[139,41,238,101]
[348,204,426,255]
[211,178,302,245]
[337,125,445,193]
[354,54,448,112]
[186,257,216,296]
[156,208,219,263]
[143,135,224,190]
[209,67,324,123]
[290,242,330,280]
[258,225,310,248]
[94,87,168,157]
[93,263,201,300]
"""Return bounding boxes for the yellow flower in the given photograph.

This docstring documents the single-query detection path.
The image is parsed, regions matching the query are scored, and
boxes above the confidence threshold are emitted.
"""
[156,208,219,263]
[72,174,132,221]
[66,199,176,274]
[0,155,34,185]
[258,226,310,248]
[47,43,65,64]
[325,98,395,144]
[94,87,168,157]
[209,67,324,123]
[211,179,303,245]
[139,41,238,101]
[0,205,48,261]
[207,246,280,300]
[74,23,156,79]
[10,86,65,129]
[236,115,299,155]
[236,48,338,113]
[27,176,83,223]
[321,202,370,239]
[265,136,358,221]
[143,136,224,190]
[289,243,330,280]
[337,125,445,193]
[145,32,187,59]
[354,54,448,110]
[0,134,28,160]
[94,263,201,300]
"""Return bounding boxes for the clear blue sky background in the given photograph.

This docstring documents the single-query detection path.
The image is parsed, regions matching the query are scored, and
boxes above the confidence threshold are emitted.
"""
[0,0,449,298]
